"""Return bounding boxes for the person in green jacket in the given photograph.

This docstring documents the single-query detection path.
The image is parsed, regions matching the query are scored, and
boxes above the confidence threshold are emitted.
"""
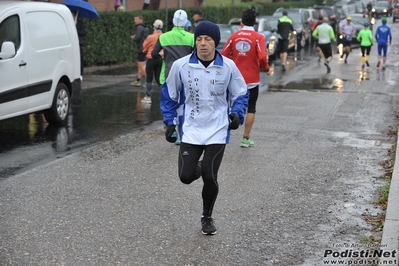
[356,22,373,69]
[151,9,194,85]
[312,17,336,73]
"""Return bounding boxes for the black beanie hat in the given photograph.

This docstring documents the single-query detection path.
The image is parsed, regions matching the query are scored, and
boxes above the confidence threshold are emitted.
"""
[194,21,221,47]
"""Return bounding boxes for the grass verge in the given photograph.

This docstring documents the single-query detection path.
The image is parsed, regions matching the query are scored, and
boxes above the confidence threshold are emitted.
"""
[361,117,399,243]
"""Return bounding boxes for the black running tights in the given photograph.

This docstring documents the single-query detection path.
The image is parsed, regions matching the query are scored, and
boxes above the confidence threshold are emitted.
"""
[178,143,226,217]
[360,45,371,57]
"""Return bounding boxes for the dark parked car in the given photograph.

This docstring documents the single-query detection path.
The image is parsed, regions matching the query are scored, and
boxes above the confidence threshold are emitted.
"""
[314,5,340,33]
[272,8,312,48]
[216,24,239,50]
[354,1,366,14]
[393,3,399,22]
[373,1,392,18]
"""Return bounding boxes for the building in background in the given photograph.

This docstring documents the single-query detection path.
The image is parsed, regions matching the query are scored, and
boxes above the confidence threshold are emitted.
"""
[51,0,199,12]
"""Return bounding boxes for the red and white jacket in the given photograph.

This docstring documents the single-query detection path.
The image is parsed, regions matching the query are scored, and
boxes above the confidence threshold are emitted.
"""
[221,26,269,88]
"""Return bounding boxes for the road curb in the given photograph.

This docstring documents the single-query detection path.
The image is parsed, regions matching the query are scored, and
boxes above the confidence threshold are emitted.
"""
[381,135,399,263]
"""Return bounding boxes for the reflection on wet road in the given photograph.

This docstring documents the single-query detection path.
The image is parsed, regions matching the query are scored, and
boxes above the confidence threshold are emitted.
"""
[1,37,399,178]
[0,82,163,178]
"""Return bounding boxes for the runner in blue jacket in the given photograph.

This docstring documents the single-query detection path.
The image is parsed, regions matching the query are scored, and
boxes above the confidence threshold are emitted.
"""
[160,21,249,235]
[375,17,392,70]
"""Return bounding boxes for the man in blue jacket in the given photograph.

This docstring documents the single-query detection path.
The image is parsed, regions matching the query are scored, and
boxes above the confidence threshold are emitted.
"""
[160,21,249,235]
[375,17,392,70]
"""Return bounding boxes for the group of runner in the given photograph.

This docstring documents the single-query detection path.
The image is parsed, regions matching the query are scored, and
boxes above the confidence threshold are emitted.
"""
[277,10,392,73]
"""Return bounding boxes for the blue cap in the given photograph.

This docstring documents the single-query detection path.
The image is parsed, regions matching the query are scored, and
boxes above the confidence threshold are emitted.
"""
[364,22,369,27]
[283,10,288,15]
[185,20,192,31]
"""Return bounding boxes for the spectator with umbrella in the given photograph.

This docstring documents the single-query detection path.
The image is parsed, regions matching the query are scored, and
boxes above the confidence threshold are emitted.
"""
[61,0,99,77]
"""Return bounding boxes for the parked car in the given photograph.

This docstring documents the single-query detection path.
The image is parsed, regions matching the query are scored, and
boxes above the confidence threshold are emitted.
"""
[216,24,239,50]
[275,7,318,28]
[228,16,280,60]
[314,5,340,33]
[354,1,367,14]
[334,4,349,20]
[372,1,392,17]
[335,1,357,14]
[0,1,82,124]
[393,3,399,22]
[337,13,366,47]
[272,8,312,48]
[305,7,321,29]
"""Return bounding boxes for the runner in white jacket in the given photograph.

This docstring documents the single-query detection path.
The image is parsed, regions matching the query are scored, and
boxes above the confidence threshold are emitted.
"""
[160,21,249,235]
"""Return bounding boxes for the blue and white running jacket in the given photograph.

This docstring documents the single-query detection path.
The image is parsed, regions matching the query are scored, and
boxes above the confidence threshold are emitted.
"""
[160,50,249,145]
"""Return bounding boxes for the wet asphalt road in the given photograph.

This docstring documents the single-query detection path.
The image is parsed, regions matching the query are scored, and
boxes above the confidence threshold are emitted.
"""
[1,20,399,265]
[0,46,316,179]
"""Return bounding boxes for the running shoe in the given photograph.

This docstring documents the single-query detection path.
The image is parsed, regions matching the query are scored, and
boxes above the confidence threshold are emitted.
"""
[141,96,152,104]
[131,80,141,87]
[324,63,331,73]
[282,64,286,71]
[376,61,380,68]
[201,216,217,235]
[240,138,255,148]
[382,65,386,70]
[361,64,365,69]
[366,61,370,67]
[344,59,347,64]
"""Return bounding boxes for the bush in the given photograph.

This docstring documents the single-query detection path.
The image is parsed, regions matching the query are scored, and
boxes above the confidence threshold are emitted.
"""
[83,1,313,66]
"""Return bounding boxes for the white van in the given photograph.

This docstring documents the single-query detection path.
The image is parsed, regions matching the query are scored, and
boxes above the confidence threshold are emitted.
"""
[0,1,81,124]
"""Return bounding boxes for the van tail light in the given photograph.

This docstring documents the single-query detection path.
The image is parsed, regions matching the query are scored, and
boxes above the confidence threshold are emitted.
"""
[394,8,399,12]
[309,19,313,25]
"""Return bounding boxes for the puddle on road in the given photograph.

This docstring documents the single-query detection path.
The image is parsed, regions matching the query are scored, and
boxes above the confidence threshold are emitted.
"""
[268,78,345,92]
[333,132,393,149]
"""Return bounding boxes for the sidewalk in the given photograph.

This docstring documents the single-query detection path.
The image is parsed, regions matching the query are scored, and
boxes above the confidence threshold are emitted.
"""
[81,64,135,90]
[381,136,399,262]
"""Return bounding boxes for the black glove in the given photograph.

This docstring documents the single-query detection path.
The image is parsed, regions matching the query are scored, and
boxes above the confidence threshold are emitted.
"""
[228,113,240,130]
[165,125,177,143]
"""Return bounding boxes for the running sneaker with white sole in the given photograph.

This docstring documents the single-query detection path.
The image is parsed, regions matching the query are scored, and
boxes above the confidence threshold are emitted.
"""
[201,216,217,235]
[131,80,141,87]
[240,138,254,148]
[141,96,152,104]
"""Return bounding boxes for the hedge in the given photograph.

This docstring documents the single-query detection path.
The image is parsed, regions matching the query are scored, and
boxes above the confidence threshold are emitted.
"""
[82,1,315,66]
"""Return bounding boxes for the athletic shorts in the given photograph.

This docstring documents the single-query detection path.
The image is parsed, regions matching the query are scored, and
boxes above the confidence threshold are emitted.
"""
[137,52,146,62]
[319,43,332,58]
[278,39,289,53]
[247,85,259,114]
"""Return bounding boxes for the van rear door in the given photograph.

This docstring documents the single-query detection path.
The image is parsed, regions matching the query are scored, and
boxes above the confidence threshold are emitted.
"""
[0,9,29,118]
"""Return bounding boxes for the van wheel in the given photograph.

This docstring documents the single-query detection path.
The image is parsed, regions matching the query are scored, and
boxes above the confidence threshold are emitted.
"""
[44,83,70,124]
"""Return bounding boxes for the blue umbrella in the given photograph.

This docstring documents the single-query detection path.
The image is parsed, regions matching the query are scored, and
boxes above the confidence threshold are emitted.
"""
[61,0,99,19]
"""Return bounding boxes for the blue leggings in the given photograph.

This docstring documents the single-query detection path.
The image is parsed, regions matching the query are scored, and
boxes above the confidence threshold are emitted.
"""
[378,43,388,57]
[178,142,226,217]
